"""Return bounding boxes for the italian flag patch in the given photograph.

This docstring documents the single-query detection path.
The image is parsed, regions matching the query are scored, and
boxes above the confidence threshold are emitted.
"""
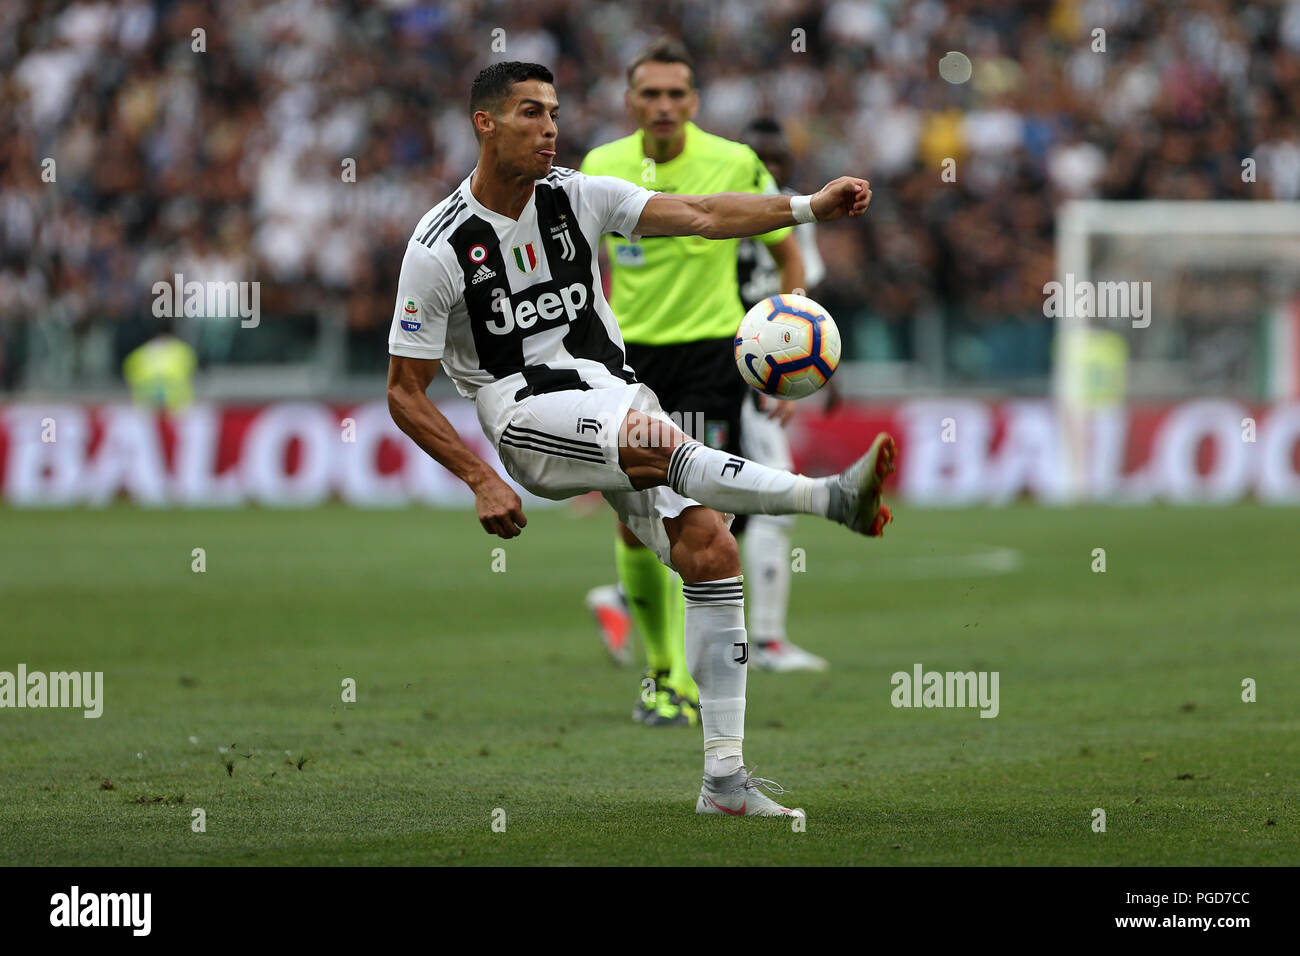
[512,242,538,274]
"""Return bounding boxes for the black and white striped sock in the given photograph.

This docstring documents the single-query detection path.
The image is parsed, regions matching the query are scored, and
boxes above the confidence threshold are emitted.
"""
[667,440,830,516]
[683,576,747,767]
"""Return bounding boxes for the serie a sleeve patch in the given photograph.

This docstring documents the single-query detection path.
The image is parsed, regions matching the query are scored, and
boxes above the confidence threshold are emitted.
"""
[399,295,422,331]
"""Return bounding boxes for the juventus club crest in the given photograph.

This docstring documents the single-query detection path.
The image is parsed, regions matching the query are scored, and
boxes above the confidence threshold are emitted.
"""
[548,217,577,262]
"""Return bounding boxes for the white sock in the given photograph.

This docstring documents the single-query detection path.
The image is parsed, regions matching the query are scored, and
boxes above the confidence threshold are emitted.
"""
[683,576,748,776]
[668,441,831,517]
[743,514,794,642]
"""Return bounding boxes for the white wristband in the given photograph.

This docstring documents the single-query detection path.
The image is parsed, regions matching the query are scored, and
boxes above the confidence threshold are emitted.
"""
[790,194,817,224]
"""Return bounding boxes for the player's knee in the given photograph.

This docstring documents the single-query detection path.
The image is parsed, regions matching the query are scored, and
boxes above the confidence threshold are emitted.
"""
[674,517,740,584]
[693,528,741,583]
[618,410,687,487]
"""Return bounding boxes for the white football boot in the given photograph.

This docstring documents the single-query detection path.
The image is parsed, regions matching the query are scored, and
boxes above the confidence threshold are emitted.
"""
[696,767,805,820]
[828,432,896,536]
[751,639,830,672]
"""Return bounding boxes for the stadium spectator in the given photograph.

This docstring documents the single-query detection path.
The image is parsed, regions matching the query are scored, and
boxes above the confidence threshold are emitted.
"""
[1,0,1296,389]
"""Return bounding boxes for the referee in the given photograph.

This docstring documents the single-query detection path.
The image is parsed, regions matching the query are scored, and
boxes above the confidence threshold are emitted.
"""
[581,38,806,726]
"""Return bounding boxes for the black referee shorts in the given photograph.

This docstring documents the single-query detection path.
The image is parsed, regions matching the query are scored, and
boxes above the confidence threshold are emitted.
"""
[624,336,752,534]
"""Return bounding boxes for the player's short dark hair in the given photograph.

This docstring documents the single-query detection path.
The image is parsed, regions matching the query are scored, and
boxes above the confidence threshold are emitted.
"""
[743,117,791,163]
[469,61,555,135]
[626,37,695,89]
[744,117,785,137]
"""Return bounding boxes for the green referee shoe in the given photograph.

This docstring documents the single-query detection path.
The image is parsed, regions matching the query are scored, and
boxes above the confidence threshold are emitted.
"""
[632,669,666,724]
[644,680,699,728]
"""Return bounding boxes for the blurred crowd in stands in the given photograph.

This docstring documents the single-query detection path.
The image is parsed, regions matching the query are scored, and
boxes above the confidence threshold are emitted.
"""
[2,0,1299,390]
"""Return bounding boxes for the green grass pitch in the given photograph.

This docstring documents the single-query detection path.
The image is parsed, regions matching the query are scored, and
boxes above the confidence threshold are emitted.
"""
[2,503,1295,865]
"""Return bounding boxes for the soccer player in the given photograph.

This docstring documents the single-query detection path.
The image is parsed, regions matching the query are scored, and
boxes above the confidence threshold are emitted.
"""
[734,116,836,672]
[387,61,894,818]
[581,41,826,728]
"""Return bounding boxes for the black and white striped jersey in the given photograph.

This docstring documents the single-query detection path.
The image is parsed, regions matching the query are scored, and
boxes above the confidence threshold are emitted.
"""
[389,166,656,435]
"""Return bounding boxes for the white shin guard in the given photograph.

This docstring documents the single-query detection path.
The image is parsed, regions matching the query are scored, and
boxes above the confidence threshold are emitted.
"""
[682,577,748,745]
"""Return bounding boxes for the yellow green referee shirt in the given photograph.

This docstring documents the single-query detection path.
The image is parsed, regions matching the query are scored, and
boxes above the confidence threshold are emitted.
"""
[580,122,790,345]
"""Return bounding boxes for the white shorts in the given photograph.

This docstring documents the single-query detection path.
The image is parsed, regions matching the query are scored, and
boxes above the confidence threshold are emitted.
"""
[489,382,709,570]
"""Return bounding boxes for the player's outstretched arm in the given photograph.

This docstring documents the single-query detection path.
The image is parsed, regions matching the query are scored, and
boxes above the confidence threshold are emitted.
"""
[635,176,871,240]
[387,355,527,538]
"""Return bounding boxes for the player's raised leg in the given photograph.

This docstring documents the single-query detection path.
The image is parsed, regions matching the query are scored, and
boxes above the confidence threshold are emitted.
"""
[619,410,896,536]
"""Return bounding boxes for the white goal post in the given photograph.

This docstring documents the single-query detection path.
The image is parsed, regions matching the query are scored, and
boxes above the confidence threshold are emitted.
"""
[1053,201,1300,499]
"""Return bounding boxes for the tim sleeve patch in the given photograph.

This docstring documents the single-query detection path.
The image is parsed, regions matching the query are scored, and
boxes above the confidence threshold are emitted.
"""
[400,296,422,331]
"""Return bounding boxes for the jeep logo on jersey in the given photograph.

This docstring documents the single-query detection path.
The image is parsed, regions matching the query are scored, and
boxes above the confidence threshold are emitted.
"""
[511,242,539,274]
[485,280,589,336]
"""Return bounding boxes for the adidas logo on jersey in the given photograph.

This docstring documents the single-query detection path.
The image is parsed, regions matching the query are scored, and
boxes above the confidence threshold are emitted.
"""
[471,263,497,285]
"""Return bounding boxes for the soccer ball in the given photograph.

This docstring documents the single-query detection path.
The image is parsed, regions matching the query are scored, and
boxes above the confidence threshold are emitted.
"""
[733,293,841,399]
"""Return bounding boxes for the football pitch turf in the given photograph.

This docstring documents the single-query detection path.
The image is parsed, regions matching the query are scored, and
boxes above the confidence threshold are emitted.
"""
[2,503,1295,866]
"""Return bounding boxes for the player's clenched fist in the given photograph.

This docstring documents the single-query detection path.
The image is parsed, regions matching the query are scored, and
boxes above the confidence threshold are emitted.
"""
[810,177,871,221]
[473,472,528,538]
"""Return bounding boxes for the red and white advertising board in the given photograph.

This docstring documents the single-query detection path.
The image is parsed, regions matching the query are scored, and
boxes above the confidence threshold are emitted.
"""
[1,399,1297,506]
